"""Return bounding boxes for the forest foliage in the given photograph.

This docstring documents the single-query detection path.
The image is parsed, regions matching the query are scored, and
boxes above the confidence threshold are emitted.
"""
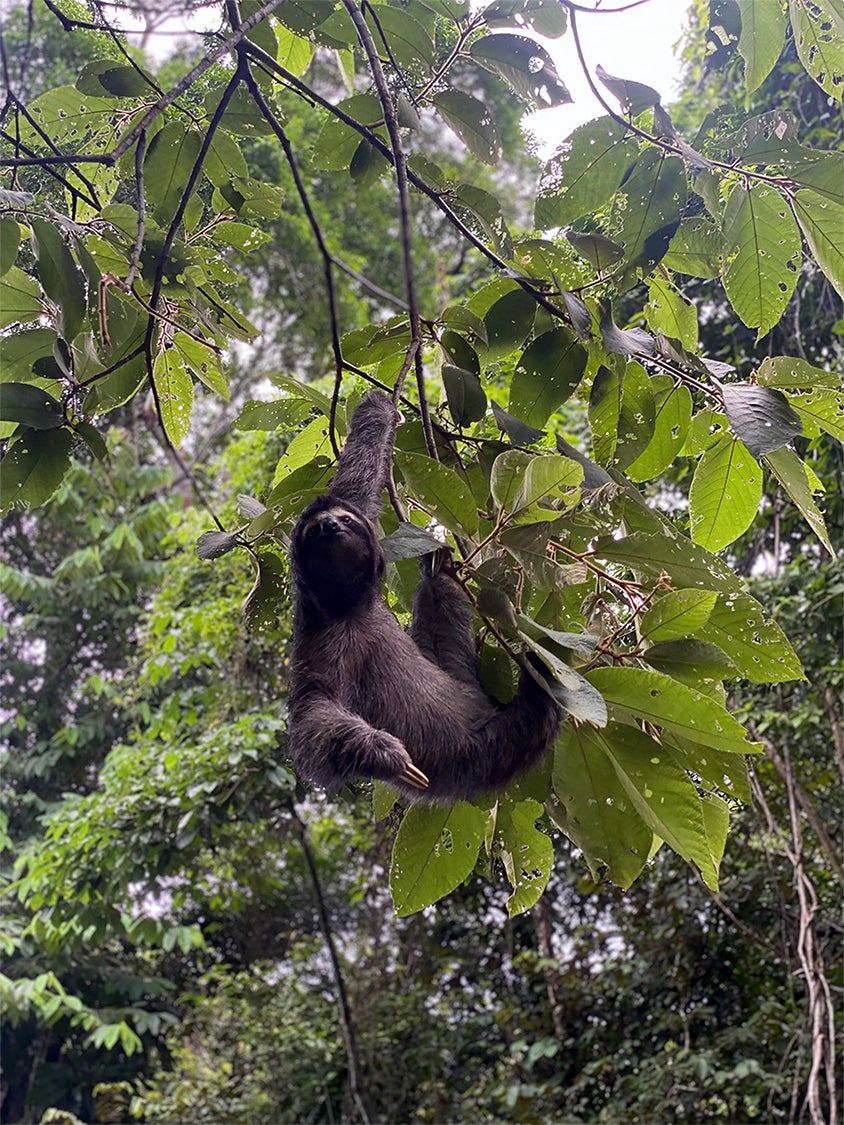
[0,0,842,1121]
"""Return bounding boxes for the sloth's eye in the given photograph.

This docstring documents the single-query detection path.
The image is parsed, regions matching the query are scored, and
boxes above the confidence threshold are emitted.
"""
[340,514,352,525]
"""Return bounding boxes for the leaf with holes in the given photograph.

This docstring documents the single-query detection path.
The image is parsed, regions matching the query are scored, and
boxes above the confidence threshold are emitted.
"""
[736,0,787,92]
[789,0,844,100]
[596,65,662,114]
[763,446,834,554]
[699,591,803,682]
[153,350,194,448]
[792,190,844,299]
[0,383,63,430]
[690,434,762,551]
[626,376,693,482]
[396,451,479,537]
[495,798,554,916]
[787,389,844,442]
[470,34,570,107]
[641,589,719,643]
[391,801,487,915]
[432,91,501,164]
[535,116,636,229]
[0,268,43,329]
[616,148,686,280]
[0,428,73,513]
[509,328,587,428]
[144,123,203,226]
[721,183,801,338]
[565,230,624,271]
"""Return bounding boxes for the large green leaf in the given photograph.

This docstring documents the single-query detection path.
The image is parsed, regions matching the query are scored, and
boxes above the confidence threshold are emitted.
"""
[442,365,487,426]
[787,389,844,442]
[29,218,86,342]
[698,591,804,682]
[626,377,693,482]
[0,328,57,381]
[469,34,570,107]
[721,382,802,457]
[764,446,834,554]
[144,123,203,225]
[482,289,536,359]
[367,4,434,73]
[395,451,480,537]
[0,267,43,329]
[508,328,586,428]
[736,0,787,92]
[791,189,844,299]
[0,218,21,276]
[586,667,759,754]
[721,183,801,338]
[494,798,554,916]
[391,801,487,916]
[550,726,652,889]
[645,276,698,349]
[689,435,762,551]
[153,350,194,448]
[593,531,742,591]
[663,217,725,279]
[756,355,841,389]
[616,149,686,280]
[615,362,656,470]
[312,94,383,170]
[0,428,74,513]
[535,116,636,229]
[0,383,64,429]
[640,589,719,643]
[596,723,728,890]
[512,454,583,516]
[789,0,844,99]
[431,91,501,164]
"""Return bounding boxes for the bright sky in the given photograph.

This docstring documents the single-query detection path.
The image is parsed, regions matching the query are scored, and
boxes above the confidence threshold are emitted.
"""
[525,0,692,153]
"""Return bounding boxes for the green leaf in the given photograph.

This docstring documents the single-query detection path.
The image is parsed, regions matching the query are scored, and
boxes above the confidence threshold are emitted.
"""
[204,131,249,186]
[550,726,652,889]
[764,445,834,554]
[736,0,787,93]
[535,116,636,229]
[490,449,531,510]
[483,0,567,37]
[235,398,313,431]
[242,549,287,627]
[626,377,693,482]
[0,329,57,381]
[0,427,73,513]
[380,523,442,562]
[469,34,570,107]
[0,383,63,429]
[787,388,844,441]
[756,355,841,389]
[721,382,802,456]
[366,4,434,73]
[616,149,686,280]
[495,798,554,916]
[698,591,804,682]
[586,667,759,755]
[442,365,487,425]
[640,589,719,642]
[789,0,844,100]
[0,267,43,329]
[490,401,544,445]
[172,332,228,401]
[144,123,203,226]
[29,218,86,342]
[20,86,112,147]
[791,190,844,299]
[513,454,583,514]
[0,218,21,276]
[643,639,736,684]
[313,94,383,171]
[509,328,587,428]
[645,276,698,349]
[615,362,656,470]
[594,723,728,890]
[395,451,480,537]
[391,801,487,915]
[595,65,662,114]
[520,637,607,724]
[482,289,536,359]
[663,217,725,279]
[153,350,194,447]
[588,365,620,465]
[689,435,762,551]
[431,91,501,164]
[565,230,624,271]
[271,417,333,486]
[721,183,801,338]
[196,530,241,560]
[77,60,154,98]
[593,531,742,591]
[665,739,751,802]
[450,184,514,259]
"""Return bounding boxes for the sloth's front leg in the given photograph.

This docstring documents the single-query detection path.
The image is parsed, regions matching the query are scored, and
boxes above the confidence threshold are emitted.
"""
[289,696,429,791]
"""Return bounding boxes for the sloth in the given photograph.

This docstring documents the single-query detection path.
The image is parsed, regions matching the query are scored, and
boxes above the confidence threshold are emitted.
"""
[287,391,563,802]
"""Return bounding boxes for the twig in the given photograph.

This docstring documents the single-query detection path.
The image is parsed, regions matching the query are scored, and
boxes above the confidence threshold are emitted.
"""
[125,131,147,289]
[288,801,372,1125]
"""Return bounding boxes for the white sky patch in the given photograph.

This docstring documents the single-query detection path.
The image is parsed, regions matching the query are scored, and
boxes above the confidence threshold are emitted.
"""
[525,0,691,154]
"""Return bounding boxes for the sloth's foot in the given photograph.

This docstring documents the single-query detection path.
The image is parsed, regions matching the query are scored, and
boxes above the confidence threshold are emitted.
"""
[368,732,429,790]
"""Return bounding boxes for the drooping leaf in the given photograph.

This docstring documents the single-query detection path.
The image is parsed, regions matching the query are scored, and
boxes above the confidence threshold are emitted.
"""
[791,189,844,299]
[152,349,194,448]
[469,34,570,107]
[196,530,241,560]
[395,451,479,537]
[431,90,501,164]
[391,801,487,916]
[689,434,762,551]
[721,382,803,456]
[482,288,536,359]
[0,218,21,276]
[615,362,656,470]
[535,116,636,229]
[509,328,587,428]
[0,383,63,429]
[490,401,545,445]
[763,446,835,554]
[595,65,661,114]
[242,549,287,628]
[144,123,203,226]
[736,0,787,93]
[0,427,74,513]
[449,184,514,259]
[565,230,624,271]
[586,667,759,755]
[721,182,801,338]
[380,523,443,562]
[550,726,652,889]
[626,376,693,482]
[495,798,554,916]
[442,365,487,425]
[597,301,655,357]
[520,638,608,724]
[0,267,44,329]
[588,365,621,466]
[29,218,86,342]
[616,148,686,280]
[789,0,844,99]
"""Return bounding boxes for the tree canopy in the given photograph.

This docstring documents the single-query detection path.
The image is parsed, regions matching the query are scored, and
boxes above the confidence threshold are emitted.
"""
[1,0,842,1122]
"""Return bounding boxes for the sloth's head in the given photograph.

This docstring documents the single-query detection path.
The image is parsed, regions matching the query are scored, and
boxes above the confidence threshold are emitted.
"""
[291,498,385,613]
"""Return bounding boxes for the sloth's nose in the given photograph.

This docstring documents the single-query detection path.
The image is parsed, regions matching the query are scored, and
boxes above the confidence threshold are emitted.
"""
[318,515,340,535]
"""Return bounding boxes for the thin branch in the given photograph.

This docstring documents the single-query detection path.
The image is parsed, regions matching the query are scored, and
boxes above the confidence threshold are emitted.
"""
[341,0,437,461]
[125,131,147,289]
[288,801,372,1125]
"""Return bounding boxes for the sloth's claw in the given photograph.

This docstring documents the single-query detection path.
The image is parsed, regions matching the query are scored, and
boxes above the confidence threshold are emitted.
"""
[400,761,430,789]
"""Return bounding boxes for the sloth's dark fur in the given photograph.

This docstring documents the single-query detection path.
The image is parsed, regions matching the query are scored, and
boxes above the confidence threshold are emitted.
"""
[287,392,563,802]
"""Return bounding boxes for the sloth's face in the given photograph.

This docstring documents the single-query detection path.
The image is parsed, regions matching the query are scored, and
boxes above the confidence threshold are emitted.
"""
[297,505,381,607]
